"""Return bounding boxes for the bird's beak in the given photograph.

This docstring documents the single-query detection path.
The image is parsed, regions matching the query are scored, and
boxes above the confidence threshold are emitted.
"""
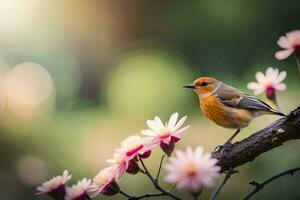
[183,84,196,89]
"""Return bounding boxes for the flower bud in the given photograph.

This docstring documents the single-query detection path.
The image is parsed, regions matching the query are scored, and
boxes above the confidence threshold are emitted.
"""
[139,150,151,159]
[160,139,175,156]
[47,185,66,200]
[266,86,275,100]
[126,160,140,175]
[101,180,120,196]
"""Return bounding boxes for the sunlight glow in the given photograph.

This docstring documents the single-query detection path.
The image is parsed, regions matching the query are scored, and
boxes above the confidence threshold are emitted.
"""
[0,0,39,32]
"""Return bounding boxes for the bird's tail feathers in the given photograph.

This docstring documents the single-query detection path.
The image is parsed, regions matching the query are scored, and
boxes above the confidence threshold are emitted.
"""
[269,108,286,116]
[253,108,286,117]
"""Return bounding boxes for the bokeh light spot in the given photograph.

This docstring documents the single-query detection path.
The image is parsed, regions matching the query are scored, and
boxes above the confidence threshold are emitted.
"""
[16,155,47,186]
[4,62,54,117]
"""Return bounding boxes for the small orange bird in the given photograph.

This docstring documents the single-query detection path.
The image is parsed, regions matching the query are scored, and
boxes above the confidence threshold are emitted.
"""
[184,77,285,152]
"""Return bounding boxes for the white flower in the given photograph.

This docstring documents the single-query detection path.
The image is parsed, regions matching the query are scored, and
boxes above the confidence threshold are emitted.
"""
[65,178,91,200]
[88,166,119,197]
[36,170,71,194]
[275,30,300,60]
[105,135,151,181]
[141,113,189,151]
[247,67,286,98]
[164,146,220,192]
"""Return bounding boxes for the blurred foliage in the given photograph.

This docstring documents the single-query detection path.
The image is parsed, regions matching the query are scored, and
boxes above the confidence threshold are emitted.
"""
[105,49,194,118]
[0,0,299,200]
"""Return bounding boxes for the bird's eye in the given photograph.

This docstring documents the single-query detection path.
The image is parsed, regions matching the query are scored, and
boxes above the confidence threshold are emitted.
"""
[200,82,209,86]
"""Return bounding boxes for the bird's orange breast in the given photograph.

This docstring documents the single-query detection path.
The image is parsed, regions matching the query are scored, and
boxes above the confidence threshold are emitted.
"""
[200,95,253,129]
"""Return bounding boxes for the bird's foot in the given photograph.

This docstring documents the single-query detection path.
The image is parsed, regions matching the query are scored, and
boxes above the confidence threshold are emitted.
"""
[214,142,233,157]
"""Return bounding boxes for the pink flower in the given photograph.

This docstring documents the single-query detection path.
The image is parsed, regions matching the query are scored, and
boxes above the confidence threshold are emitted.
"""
[36,170,71,199]
[247,67,286,103]
[141,113,189,155]
[106,135,150,180]
[106,152,129,180]
[118,135,150,161]
[164,146,220,193]
[65,178,91,200]
[88,166,120,197]
[275,30,300,60]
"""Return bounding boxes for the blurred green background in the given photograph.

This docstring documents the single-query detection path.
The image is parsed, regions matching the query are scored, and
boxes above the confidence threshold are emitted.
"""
[0,0,299,200]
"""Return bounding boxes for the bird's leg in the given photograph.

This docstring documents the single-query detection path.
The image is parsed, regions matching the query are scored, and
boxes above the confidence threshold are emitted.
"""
[225,128,241,144]
[215,129,241,155]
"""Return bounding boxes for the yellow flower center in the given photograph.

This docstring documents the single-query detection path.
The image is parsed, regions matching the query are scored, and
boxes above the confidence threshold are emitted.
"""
[69,185,84,197]
[121,136,143,152]
[159,128,171,138]
[112,153,123,164]
[43,176,63,190]
[185,163,198,177]
[94,171,110,186]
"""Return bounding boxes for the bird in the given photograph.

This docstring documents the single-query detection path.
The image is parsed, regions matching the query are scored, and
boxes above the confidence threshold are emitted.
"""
[183,77,285,154]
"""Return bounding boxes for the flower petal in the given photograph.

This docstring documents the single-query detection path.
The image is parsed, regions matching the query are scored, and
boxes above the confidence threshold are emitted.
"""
[173,116,187,131]
[277,36,292,49]
[275,71,287,84]
[255,71,266,83]
[154,116,164,129]
[174,125,190,135]
[253,88,265,95]
[275,49,294,60]
[247,82,261,90]
[274,83,286,91]
[141,129,157,137]
[286,30,300,42]
[146,120,160,132]
[168,112,178,129]
[266,67,274,78]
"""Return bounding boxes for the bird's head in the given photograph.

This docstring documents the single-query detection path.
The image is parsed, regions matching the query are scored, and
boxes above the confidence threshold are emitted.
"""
[183,77,220,98]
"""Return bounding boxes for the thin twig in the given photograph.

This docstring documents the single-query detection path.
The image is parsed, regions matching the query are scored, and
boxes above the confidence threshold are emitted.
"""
[119,189,132,198]
[210,169,237,200]
[156,154,166,181]
[139,168,146,174]
[295,54,300,73]
[242,166,300,200]
[120,188,166,200]
[133,193,165,200]
[168,184,177,192]
[139,157,183,200]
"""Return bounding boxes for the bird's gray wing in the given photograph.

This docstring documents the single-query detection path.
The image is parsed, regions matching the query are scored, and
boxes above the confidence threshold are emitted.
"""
[214,83,244,107]
[223,95,272,111]
[216,83,285,116]
[216,84,271,111]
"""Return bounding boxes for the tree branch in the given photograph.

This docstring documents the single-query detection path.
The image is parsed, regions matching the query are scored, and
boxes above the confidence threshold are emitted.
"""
[212,106,300,172]
[242,166,300,200]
